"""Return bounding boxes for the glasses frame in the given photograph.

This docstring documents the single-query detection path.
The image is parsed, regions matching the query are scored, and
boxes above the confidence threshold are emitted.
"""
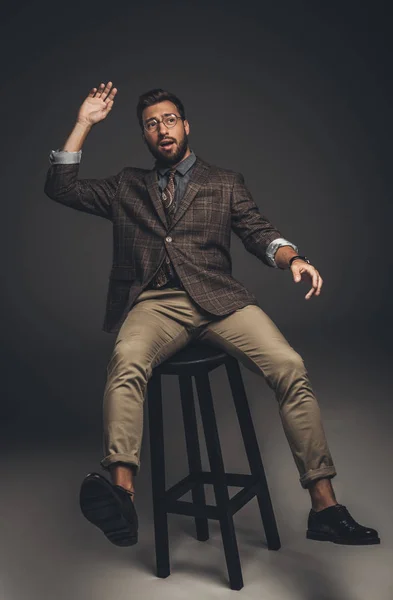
[143,113,184,133]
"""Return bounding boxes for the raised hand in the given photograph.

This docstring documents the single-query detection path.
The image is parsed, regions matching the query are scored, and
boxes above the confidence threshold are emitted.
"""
[77,81,118,127]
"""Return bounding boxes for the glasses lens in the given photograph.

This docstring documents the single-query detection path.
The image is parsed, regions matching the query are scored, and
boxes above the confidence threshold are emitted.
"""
[163,115,178,128]
[144,115,181,131]
[145,120,158,132]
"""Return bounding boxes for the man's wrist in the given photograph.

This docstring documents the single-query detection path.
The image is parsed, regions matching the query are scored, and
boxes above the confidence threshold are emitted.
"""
[61,121,92,153]
[274,245,299,269]
[289,255,311,268]
[75,119,93,131]
[266,238,298,267]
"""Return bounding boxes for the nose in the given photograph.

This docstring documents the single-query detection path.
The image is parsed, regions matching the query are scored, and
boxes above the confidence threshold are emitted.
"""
[157,120,169,134]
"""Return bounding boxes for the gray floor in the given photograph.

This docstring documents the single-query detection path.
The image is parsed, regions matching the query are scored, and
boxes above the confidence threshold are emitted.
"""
[2,329,392,599]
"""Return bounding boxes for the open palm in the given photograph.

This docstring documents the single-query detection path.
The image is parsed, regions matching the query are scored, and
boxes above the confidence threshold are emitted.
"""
[77,81,118,126]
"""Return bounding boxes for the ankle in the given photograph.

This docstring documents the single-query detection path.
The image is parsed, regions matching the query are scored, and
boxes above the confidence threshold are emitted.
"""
[308,477,337,511]
[312,501,338,512]
[109,462,135,492]
[116,483,135,494]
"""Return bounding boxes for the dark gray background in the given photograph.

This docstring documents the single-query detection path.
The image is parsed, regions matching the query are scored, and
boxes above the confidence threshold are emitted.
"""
[1,2,392,599]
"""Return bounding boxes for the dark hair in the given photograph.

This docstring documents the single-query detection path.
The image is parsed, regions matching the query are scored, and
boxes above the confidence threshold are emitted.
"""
[136,88,186,130]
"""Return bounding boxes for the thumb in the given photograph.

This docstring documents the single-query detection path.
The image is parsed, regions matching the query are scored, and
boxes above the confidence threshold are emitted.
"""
[294,272,301,282]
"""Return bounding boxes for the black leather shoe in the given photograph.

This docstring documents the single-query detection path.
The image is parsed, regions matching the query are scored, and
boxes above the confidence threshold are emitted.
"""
[79,472,138,546]
[307,503,380,545]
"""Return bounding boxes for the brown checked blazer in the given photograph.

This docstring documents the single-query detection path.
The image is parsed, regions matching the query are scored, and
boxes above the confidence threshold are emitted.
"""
[44,155,283,334]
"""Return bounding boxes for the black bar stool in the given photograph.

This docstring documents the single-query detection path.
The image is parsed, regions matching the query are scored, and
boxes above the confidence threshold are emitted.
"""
[146,340,281,591]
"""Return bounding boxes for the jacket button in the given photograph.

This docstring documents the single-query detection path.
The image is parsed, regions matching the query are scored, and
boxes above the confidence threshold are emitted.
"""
[165,236,172,242]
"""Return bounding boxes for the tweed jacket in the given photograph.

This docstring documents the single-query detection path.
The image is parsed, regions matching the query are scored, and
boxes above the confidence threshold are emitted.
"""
[44,155,284,334]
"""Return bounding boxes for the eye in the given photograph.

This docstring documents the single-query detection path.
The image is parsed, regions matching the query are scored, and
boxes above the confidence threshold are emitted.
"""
[166,116,176,125]
[146,120,157,130]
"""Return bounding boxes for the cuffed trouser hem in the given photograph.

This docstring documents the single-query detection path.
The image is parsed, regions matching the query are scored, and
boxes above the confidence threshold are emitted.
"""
[100,453,140,476]
[299,466,337,489]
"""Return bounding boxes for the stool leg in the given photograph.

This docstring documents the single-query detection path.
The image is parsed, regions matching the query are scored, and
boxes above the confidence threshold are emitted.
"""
[179,375,209,541]
[147,373,170,578]
[225,358,281,551]
[195,371,244,591]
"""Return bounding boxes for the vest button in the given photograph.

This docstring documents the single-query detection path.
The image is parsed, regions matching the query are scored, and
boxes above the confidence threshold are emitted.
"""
[165,236,172,242]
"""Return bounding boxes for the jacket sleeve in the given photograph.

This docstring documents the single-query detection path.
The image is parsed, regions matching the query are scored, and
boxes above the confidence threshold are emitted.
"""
[230,172,285,267]
[44,151,123,221]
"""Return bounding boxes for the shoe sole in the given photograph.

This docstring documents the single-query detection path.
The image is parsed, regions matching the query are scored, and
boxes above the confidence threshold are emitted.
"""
[79,477,138,547]
[306,530,380,545]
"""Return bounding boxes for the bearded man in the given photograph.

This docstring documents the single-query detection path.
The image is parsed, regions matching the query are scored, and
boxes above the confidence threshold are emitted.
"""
[44,82,380,549]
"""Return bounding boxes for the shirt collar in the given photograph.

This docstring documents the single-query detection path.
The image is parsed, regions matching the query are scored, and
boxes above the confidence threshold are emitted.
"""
[156,150,196,177]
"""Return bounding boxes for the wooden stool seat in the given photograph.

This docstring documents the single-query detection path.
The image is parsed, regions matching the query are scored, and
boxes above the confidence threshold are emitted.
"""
[154,341,227,374]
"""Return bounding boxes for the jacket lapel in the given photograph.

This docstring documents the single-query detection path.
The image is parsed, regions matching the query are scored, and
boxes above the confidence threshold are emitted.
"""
[144,169,168,229]
[143,156,210,230]
[170,157,210,229]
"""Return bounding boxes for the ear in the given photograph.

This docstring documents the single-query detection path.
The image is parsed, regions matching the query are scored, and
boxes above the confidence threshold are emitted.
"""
[184,119,190,135]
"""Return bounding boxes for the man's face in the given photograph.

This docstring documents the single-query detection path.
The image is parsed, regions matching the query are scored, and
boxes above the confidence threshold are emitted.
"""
[142,100,190,166]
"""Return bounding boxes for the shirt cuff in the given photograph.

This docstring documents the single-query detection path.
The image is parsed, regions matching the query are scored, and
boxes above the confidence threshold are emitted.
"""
[265,238,299,268]
[49,148,82,164]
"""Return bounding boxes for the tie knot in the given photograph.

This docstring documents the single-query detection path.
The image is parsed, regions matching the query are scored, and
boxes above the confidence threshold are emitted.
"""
[168,168,176,180]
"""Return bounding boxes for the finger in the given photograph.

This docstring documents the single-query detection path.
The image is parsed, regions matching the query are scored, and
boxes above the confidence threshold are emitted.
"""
[101,81,114,101]
[305,271,319,299]
[88,87,98,97]
[294,269,301,282]
[310,271,322,296]
[315,275,323,296]
[103,100,114,112]
[104,88,117,104]
[95,83,106,97]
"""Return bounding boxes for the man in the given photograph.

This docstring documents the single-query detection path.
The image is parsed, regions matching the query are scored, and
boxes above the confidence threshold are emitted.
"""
[44,81,379,548]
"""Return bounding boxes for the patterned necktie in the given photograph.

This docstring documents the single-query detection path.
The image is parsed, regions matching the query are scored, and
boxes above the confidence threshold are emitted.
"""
[147,168,179,289]
[161,168,176,224]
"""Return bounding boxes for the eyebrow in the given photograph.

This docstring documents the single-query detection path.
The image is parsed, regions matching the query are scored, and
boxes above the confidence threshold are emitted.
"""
[144,112,177,123]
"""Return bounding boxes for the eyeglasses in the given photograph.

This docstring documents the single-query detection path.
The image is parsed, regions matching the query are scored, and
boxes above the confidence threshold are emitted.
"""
[143,113,184,133]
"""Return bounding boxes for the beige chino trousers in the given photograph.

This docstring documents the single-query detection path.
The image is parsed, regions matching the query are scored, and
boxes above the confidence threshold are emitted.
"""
[100,287,337,489]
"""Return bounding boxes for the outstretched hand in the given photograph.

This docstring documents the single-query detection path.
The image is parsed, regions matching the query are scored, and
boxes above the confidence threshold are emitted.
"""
[291,260,323,300]
[77,81,118,127]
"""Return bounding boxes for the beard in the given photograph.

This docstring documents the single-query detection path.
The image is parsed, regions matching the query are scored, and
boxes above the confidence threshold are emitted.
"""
[146,129,190,167]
